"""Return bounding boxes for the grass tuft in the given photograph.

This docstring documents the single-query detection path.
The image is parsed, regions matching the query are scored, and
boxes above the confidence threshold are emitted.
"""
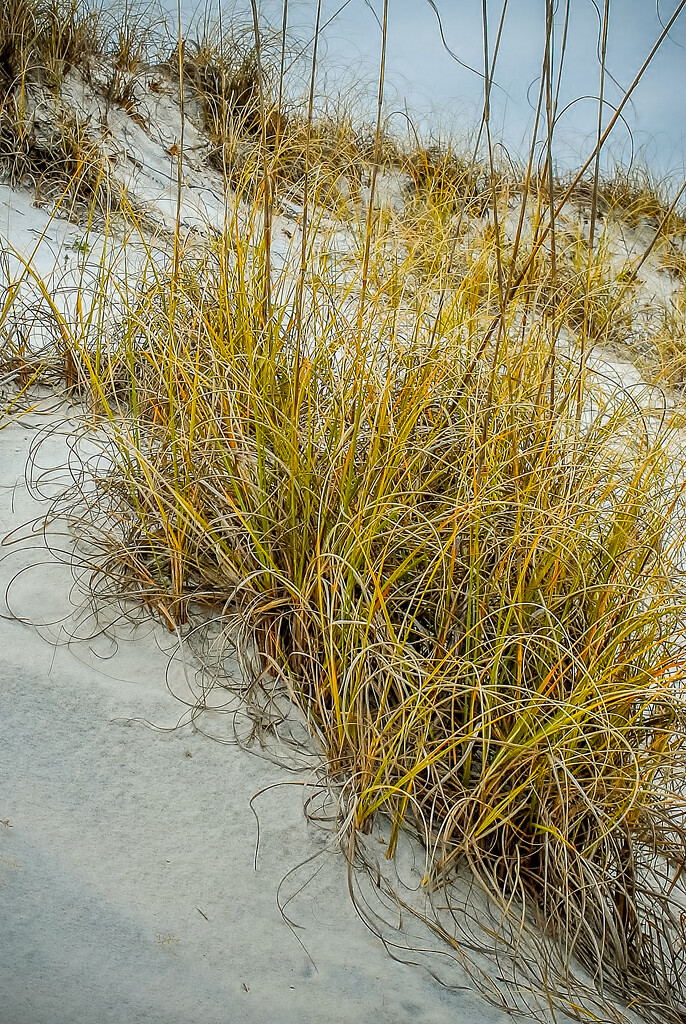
[3,2,686,1021]
[64,219,686,1022]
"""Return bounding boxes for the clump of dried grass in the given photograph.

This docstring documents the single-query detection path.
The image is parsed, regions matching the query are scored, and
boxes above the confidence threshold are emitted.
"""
[0,0,118,207]
[57,202,686,1022]
[0,0,98,91]
[3,3,686,1023]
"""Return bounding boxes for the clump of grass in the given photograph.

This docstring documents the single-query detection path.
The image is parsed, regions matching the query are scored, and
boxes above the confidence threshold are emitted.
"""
[3,2,686,1022]
[0,0,111,200]
[0,104,117,217]
[405,144,492,217]
[637,283,686,387]
[39,115,117,213]
[60,200,686,1022]
[0,0,98,91]
[0,239,78,412]
[543,225,633,344]
[599,167,686,235]
[178,22,268,147]
[264,107,366,209]
[101,0,166,78]
[20,113,116,214]
[177,21,370,206]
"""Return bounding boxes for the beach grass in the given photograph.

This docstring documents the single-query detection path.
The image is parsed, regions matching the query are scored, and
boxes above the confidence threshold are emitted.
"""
[2,1,686,1021]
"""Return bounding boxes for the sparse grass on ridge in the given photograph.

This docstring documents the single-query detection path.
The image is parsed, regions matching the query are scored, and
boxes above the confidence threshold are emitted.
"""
[3,2,686,1023]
